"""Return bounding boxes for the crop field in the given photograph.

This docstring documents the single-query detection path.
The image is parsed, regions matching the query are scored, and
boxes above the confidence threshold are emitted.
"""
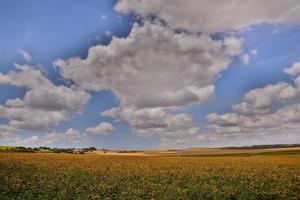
[0,153,299,200]
[0,146,14,150]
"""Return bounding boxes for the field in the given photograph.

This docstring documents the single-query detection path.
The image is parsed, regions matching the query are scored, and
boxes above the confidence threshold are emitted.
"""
[91,147,300,157]
[0,152,299,200]
[0,146,15,150]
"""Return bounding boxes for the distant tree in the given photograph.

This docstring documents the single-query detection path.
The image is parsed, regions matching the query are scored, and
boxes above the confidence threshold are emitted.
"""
[51,148,73,153]
[89,147,97,151]
[39,146,51,150]
[13,146,35,153]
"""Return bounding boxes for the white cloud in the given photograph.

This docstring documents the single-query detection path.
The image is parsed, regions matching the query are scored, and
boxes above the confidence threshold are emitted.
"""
[0,125,16,140]
[223,37,243,56]
[13,0,296,146]
[240,54,250,65]
[233,81,299,115]
[14,128,82,146]
[115,0,300,33]
[0,64,90,131]
[207,61,300,137]
[43,128,82,144]
[208,103,300,137]
[284,62,300,76]
[19,49,32,62]
[240,49,258,65]
[102,106,201,145]
[55,22,241,109]
[54,21,244,144]
[17,136,40,146]
[85,122,114,135]
[104,30,112,37]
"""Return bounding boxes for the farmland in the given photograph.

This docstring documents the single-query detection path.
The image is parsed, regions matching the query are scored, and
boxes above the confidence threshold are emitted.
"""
[0,152,299,200]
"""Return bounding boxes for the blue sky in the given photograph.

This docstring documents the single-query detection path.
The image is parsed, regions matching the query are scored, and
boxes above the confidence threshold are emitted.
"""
[1,0,300,149]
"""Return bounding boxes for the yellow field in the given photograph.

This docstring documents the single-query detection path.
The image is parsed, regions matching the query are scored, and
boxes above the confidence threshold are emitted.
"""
[0,146,14,150]
[0,153,299,200]
[90,147,300,156]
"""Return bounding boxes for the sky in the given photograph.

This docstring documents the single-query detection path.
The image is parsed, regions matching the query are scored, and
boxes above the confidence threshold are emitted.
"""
[1,0,300,149]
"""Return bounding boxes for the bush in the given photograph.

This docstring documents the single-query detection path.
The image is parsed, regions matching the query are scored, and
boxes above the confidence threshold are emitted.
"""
[13,147,35,153]
[52,148,74,153]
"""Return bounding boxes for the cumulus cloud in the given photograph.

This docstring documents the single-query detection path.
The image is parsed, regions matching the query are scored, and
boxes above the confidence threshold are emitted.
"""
[102,106,202,145]
[55,22,240,109]
[2,1,297,146]
[207,61,300,137]
[0,125,16,140]
[85,122,114,135]
[208,103,300,137]
[0,64,90,131]
[54,21,244,144]
[42,128,82,144]
[2,125,113,146]
[232,82,299,115]
[14,128,83,146]
[115,0,300,33]
[19,49,32,62]
[44,0,300,145]
[284,62,300,76]
[223,37,243,56]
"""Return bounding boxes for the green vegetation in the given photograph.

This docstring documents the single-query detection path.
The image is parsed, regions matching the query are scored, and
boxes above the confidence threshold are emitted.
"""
[0,146,97,154]
[0,146,36,153]
[0,153,299,200]
[81,147,97,152]
[117,150,141,153]
[222,143,300,149]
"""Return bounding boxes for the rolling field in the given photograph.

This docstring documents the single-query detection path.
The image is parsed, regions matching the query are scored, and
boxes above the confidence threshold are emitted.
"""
[91,147,300,157]
[0,153,299,200]
[0,146,15,150]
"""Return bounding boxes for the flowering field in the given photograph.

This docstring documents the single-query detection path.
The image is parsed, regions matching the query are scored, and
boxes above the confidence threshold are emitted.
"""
[0,153,299,200]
